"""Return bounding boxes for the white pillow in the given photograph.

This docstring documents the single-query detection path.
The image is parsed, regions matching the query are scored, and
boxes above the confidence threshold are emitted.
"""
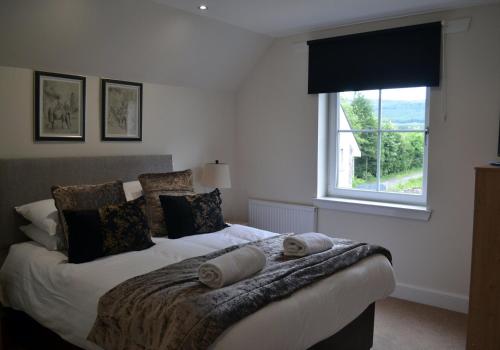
[19,224,62,251]
[123,180,143,201]
[15,199,59,235]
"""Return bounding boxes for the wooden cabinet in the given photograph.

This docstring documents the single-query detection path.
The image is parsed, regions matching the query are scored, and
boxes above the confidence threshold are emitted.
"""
[467,166,500,350]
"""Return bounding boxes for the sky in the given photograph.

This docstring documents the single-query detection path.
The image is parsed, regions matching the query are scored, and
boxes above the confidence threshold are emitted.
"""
[341,87,427,101]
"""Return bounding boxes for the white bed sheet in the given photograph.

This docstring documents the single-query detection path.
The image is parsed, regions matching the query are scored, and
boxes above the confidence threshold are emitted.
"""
[0,225,395,350]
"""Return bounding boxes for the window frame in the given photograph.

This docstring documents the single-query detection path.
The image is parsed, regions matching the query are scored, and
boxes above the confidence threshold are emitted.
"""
[326,88,430,206]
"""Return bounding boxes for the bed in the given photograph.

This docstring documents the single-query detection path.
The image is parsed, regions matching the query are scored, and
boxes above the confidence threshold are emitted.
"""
[0,155,395,350]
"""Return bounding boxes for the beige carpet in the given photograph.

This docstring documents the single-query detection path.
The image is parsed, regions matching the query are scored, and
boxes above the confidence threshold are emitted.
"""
[374,298,468,350]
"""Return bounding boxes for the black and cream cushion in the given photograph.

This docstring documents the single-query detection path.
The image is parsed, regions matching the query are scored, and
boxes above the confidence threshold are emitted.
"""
[52,180,127,248]
[159,189,227,239]
[99,196,152,256]
[63,197,154,264]
[138,170,194,237]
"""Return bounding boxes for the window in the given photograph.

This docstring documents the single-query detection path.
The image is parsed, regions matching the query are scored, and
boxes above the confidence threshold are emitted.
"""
[326,87,429,206]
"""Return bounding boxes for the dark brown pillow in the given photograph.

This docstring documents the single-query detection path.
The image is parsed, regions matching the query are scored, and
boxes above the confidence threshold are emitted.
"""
[139,170,194,236]
[52,180,127,246]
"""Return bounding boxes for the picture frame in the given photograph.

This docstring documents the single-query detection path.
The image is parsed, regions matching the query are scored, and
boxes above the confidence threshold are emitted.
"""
[34,71,86,142]
[101,79,143,141]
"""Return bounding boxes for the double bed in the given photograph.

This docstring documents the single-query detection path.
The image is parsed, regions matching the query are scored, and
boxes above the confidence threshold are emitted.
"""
[0,155,395,350]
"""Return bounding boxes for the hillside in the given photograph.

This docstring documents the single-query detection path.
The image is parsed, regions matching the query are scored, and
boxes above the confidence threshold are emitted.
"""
[376,100,426,129]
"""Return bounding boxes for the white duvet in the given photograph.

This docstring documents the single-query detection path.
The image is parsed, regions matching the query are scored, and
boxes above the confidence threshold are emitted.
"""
[0,225,395,350]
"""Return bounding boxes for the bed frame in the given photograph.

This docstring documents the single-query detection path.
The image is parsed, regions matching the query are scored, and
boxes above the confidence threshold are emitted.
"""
[0,155,375,350]
[1,303,375,350]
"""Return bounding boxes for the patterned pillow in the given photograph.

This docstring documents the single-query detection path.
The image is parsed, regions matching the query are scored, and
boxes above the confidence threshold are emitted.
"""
[99,197,153,256]
[63,197,154,264]
[159,189,227,239]
[52,180,127,247]
[138,170,194,236]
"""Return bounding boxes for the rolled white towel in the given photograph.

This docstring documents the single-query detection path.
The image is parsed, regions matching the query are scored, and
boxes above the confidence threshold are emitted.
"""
[283,232,333,257]
[199,246,267,289]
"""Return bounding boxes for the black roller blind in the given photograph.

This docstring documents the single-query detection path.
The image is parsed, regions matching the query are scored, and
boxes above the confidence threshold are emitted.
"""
[307,22,441,94]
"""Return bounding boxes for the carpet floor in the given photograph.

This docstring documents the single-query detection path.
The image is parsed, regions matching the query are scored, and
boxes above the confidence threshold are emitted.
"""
[374,297,468,350]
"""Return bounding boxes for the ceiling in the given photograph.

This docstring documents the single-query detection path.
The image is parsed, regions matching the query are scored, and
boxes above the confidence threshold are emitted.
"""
[2,0,497,91]
[155,0,499,37]
[0,0,271,91]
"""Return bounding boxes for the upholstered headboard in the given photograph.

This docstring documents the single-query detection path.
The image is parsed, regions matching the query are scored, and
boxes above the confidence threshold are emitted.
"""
[0,155,173,259]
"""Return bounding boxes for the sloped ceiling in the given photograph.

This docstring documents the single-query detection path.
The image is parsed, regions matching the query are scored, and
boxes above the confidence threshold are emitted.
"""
[158,0,499,37]
[0,0,272,91]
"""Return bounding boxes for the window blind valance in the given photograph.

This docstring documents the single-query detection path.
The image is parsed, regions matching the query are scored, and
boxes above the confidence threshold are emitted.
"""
[307,22,441,94]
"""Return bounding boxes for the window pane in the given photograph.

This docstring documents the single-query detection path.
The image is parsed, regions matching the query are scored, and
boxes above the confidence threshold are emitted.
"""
[339,90,379,131]
[380,132,425,194]
[337,131,378,190]
[381,87,427,130]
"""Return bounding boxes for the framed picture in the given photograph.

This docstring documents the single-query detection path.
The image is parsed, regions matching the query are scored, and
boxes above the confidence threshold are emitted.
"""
[34,71,86,141]
[101,79,143,141]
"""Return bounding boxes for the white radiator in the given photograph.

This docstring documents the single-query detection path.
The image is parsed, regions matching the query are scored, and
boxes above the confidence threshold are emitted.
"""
[248,198,317,233]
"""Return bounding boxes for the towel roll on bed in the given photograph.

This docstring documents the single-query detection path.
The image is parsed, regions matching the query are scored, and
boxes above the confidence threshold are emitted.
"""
[199,245,266,288]
[283,232,334,257]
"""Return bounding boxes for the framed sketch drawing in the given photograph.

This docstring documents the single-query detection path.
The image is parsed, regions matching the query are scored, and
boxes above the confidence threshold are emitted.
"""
[34,71,86,141]
[101,79,143,141]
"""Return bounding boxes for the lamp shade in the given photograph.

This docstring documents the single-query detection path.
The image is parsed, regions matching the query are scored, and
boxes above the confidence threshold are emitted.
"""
[202,161,231,189]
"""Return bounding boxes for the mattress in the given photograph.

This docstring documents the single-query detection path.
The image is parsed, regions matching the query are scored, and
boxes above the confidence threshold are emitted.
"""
[0,225,395,350]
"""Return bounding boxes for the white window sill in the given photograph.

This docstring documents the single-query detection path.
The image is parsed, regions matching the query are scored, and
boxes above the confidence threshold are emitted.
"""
[313,197,432,221]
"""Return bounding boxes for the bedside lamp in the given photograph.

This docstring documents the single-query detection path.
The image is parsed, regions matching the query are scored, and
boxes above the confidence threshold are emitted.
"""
[202,160,243,225]
[201,160,231,189]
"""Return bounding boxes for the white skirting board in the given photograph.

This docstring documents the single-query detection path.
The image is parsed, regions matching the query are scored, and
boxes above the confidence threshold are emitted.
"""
[392,282,469,314]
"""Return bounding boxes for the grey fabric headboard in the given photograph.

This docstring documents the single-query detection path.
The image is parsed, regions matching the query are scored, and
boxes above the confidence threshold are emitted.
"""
[0,155,173,258]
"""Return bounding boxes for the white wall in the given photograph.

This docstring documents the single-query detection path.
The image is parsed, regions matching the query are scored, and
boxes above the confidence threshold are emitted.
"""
[0,66,236,216]
[234,4,500,312]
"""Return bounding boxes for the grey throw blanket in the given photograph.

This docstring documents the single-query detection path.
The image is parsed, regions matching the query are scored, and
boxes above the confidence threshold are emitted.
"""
[87,234,391,350]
